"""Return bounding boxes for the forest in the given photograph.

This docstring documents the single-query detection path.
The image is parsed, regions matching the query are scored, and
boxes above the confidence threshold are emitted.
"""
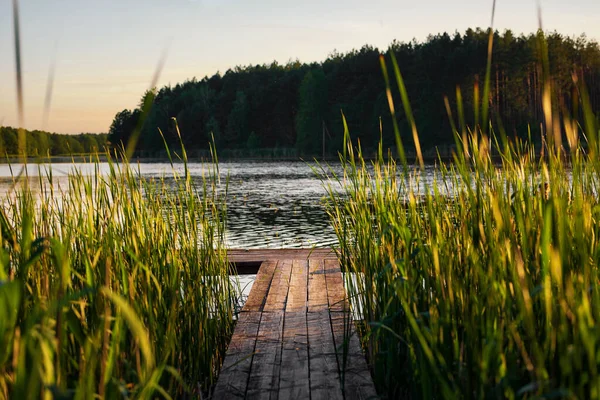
[0,126,108,157]
[105,28,598,158]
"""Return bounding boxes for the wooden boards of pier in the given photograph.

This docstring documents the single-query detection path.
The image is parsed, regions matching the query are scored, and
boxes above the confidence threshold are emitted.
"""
[213,250,377,399]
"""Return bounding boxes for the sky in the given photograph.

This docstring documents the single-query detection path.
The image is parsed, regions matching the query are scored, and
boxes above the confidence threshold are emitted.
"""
[0,0,599,134]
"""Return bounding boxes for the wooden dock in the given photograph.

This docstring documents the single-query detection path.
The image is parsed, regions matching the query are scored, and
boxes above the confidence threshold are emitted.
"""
[214,249,377,399]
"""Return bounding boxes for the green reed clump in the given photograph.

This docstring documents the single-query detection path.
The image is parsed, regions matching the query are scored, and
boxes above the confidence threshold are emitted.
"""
[323,30,600,399]
[0,148,236,399]
[326,127,600,399]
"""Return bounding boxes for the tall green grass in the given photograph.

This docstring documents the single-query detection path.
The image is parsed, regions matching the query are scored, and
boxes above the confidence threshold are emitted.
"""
[324,30,600,399]
[0,147,236,399]
[5,2,237,398]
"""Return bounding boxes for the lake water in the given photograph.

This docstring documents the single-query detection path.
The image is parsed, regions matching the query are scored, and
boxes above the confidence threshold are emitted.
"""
[207,161,343,248]
[0,161,346,249]
[0,161,446,249]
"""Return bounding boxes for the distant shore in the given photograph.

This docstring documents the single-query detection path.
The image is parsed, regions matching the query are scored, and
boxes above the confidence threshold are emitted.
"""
[0,144,463,164]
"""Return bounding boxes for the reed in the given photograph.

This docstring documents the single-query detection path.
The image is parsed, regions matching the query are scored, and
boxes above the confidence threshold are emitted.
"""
[0,145,237,399]
[323,29,600,400]
[5,2,235,396]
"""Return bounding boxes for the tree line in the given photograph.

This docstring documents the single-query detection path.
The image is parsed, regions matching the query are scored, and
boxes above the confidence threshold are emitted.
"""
[109,28,600,157]
[0,126,108,157]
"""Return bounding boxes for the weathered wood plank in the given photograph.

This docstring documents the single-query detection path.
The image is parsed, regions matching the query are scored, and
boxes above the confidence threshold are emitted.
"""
[326,260,377,399]
[307,311,344,400]
[286,260,308,313]
[308,259,343,399]
[278,261,310,398]
[246,312,285,399]
[308,259,329,313]
[330,312,378,400]
[263,260,292,312]
[212,312,261,398]
[216,250,378,399]
[279,311,310,399]
[324,259,349,313]
[243,260,277,312]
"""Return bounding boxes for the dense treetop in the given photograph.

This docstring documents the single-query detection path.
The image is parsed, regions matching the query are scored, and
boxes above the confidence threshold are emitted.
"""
[109,28,600,157]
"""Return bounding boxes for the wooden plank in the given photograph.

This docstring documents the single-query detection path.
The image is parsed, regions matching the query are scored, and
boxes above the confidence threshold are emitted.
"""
[279,311,310,399]
[263,260,292,312]
[243,260,277,312]
[324,259,349,313]
[213,312,261,398]
[326,261,377,399]
[344,332,379,400]
[215,250,378,400]
[286,260,308,313]
[308,259,329,313]
[330,312,378,400]
[279,260,310,398]
[246,312,285,399]
[307,311,344,400]
[307,258,345,398]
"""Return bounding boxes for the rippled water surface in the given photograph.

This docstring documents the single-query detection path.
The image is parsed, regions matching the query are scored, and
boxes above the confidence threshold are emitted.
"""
[0,161,444,249]
[217,162,344,248]
[0,161,345,248]
[139,161,346,248]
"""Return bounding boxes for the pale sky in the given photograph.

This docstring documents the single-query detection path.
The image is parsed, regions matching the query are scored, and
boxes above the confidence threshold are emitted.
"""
[0,0,598,134]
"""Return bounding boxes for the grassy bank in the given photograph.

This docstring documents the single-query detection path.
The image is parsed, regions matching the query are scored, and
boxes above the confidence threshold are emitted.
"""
[323,30,600,399]
[0,149,236,399]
